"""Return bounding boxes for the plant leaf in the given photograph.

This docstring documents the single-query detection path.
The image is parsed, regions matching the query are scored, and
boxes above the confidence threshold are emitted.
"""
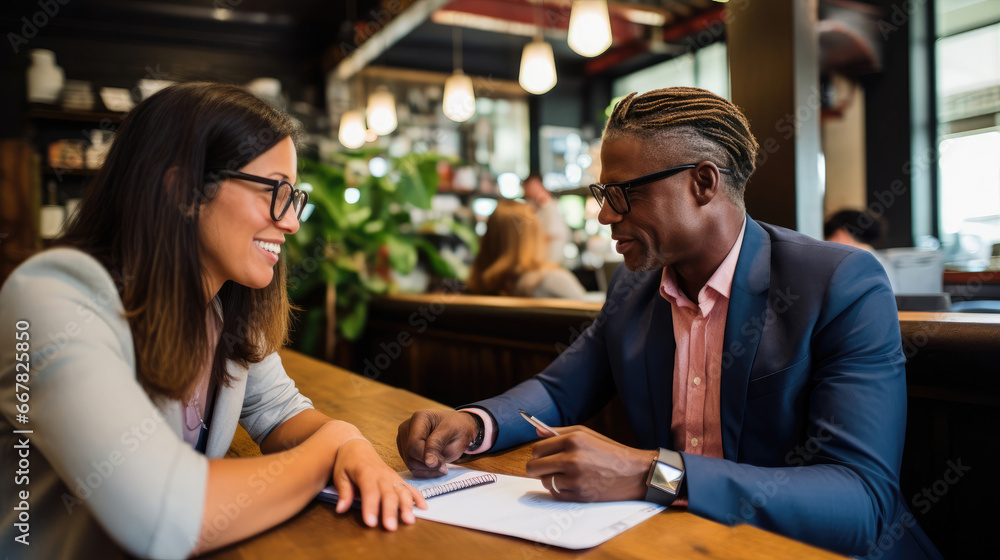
[337,300,368,340]
[386,235,418,274]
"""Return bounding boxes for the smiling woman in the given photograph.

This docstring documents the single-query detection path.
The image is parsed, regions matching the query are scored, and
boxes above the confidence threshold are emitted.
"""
[200,137,303,295]
[0,83,425,560]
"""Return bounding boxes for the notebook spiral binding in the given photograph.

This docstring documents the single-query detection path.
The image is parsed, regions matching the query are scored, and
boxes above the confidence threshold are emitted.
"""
[421,473,498,499]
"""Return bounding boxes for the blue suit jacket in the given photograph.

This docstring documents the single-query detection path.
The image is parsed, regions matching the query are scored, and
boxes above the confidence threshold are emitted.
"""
[470,218,941,559]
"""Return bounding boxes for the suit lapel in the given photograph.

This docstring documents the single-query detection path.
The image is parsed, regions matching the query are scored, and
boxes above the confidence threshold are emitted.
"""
[720,217,770,461]
[205,359,249,457]
[643,281,676,448]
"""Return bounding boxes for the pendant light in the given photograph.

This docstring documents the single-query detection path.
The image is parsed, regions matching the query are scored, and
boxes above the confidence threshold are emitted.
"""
[338,109,366,149]
[366,85,397,136]
[519,2,557,95]
[443,27,476,122]
[336,0,366,149]
[568,0,613,57]
[519,38,557,94]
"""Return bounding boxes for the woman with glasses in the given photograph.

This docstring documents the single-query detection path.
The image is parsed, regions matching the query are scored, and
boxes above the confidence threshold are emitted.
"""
[0,82,425,559]
[468,200,586,299]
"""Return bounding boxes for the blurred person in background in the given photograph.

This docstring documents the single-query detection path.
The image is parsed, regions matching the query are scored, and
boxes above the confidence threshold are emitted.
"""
[522,172,571,264]
[824,208,886,252]
[824,209,894,288]
[467,200,586,299]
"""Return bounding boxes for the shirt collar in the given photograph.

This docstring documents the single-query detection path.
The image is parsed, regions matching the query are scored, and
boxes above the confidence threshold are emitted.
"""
[659,217,747,315]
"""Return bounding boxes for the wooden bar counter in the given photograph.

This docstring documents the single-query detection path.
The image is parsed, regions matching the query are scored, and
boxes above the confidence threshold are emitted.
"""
[205,349,846,559]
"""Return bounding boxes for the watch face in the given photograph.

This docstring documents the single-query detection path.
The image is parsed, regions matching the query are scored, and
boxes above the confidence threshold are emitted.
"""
[649,462,683,494]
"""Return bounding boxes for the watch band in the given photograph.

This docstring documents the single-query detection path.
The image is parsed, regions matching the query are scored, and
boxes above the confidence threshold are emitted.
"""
[462,411,485,452]
[644,448,686,506]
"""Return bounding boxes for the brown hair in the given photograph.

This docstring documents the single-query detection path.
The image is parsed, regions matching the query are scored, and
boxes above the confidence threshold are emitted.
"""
[467,200,555,296]
[58,82,301,401]
[604,87,759,208]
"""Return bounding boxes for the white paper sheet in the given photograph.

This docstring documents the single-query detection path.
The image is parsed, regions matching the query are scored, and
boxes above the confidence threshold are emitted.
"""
[319,466,665,549]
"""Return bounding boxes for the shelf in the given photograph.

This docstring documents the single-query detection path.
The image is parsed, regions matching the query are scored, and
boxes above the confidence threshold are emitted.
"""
[26,105,126,124]
[43,166,100,177]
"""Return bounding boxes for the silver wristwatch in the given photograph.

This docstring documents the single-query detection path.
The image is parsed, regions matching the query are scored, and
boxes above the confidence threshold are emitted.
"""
[644,448,686,506]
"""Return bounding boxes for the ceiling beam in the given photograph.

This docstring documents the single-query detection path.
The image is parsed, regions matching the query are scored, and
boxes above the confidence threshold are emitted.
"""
[334,0,453,81]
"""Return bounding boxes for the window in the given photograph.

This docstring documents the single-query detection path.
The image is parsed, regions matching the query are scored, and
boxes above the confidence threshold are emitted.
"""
[935,1,1000,265]
[612,42,730,99]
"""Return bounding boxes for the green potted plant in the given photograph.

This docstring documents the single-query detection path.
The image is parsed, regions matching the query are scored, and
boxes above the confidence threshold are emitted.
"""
[284,151,477,359]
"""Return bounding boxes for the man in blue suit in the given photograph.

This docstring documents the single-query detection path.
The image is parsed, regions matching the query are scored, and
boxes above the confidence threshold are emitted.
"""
[396,87,940,559]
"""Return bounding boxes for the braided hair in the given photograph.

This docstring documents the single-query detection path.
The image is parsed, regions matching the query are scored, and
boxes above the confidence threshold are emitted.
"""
[604,87,759,210]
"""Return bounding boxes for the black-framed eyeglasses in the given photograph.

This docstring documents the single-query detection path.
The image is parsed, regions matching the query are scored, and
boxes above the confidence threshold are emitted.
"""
[589,163,733,215]
[207,169,309,222]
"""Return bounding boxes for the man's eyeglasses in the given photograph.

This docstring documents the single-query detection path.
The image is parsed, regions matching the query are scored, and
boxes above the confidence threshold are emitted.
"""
[207,170,309,222]
[589,163,733,215]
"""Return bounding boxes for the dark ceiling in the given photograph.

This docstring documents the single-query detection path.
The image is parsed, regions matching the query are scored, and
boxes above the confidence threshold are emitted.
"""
[1,0,725,82]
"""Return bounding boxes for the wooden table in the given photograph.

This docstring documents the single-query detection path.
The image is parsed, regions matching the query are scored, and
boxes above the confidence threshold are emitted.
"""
[204,349,846,559]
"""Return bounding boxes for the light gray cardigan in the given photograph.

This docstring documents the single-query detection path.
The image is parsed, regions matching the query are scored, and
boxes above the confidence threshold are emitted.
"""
[0,249,313,559]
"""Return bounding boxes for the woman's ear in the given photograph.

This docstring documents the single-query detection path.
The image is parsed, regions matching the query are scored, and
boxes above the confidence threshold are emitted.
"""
[166,166,211,222]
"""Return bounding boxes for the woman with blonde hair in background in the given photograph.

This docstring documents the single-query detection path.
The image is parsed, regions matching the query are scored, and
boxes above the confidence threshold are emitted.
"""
[468,200,586,299]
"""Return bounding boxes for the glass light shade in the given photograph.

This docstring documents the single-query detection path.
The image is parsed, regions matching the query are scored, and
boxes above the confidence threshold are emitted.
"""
[338,110,366,149]
[443,71,476,122]
[366,87,397,135]
[568,1,613,57]
[519,39,557,95]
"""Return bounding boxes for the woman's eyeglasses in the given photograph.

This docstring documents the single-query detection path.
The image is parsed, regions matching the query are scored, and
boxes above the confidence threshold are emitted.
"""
[589,164,733,215]
[207,170,309,222]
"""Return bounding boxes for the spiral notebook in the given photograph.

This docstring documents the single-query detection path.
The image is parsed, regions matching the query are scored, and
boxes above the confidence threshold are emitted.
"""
[317,470,498,502]
[316,466,664,549]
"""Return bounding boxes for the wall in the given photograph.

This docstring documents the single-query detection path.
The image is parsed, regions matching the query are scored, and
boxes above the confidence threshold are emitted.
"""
[822,74,868,217]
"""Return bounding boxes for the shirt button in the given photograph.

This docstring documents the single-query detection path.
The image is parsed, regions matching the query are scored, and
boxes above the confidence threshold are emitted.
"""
[693,377,701,386]
[691,438,699,447]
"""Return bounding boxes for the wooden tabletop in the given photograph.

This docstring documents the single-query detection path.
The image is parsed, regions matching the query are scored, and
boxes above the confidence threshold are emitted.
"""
[943,269,1000,285]
[205,349,846,560]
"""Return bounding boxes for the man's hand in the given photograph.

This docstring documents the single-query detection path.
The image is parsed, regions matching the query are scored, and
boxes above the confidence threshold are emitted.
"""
[396,410,479,478]
[526,425,658,502]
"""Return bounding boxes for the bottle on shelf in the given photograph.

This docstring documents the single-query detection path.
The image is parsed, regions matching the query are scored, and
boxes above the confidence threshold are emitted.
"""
[86,129,109,169]
[26,49,65,104]
[39,181,65,240]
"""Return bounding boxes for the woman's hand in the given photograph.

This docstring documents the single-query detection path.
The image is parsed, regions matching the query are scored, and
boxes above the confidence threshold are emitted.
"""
[331,438,428,530]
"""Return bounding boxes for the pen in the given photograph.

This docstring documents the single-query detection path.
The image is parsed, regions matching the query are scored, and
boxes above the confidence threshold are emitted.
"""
[518,409,560,436]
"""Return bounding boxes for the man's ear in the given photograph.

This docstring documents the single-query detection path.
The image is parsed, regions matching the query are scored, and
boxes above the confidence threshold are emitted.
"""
[691,161,723,206]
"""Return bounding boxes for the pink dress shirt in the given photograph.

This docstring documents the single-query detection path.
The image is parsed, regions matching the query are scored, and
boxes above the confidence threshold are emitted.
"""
[659,219,746,461]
